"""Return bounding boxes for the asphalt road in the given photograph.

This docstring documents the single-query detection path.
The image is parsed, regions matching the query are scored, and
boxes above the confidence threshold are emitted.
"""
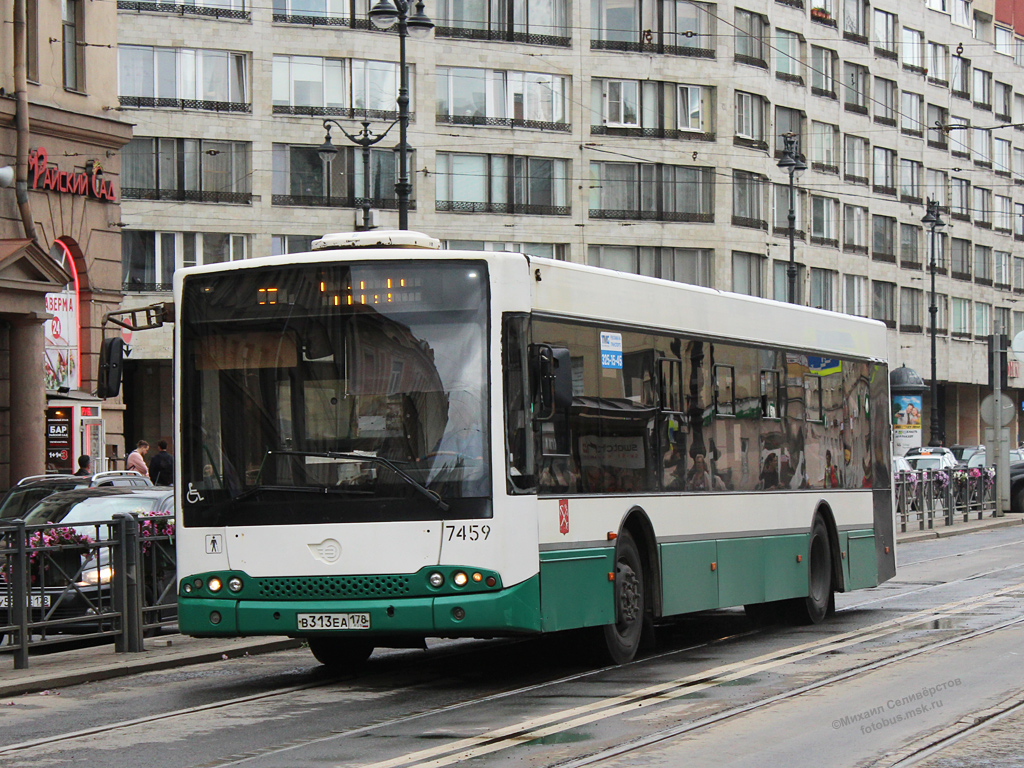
[3,526,1024,768]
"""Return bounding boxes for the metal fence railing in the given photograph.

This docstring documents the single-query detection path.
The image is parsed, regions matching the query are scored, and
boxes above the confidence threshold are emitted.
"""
[0,513,176,669]
[895,468,998,532]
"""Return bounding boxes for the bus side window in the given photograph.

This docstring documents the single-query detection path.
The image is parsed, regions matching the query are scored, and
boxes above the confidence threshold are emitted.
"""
[502,314,535,493]
[760,370,780,418]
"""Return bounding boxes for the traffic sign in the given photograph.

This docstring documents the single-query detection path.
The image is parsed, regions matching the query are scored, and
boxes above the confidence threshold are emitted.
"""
[980,393,1016,427]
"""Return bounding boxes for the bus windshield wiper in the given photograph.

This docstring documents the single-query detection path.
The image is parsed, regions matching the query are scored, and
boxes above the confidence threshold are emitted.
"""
[269,450,450,512]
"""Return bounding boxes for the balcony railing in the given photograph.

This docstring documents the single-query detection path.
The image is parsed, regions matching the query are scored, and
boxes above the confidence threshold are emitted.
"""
[436,201,570,215]
[591,38,715,58]
[435,26,570,47]
[590,125,716,142]
[122,188,252,204]
[589,209,713,222]
[272,106,406,121]
[436,114,571,132]
[118,96,250,113]
[271,195,412,210]
[118,0,250,20]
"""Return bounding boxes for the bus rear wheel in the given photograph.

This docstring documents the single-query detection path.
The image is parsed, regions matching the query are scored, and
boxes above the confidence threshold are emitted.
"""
[308,637,374,672]
[790,516,833,625]
[599,530,645,665]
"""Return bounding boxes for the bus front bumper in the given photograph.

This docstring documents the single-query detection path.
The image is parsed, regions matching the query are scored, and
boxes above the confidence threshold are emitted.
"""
[178,574,541,638]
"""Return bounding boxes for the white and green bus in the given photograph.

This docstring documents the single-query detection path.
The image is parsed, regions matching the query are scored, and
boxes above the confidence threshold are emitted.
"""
[174,231,895,667]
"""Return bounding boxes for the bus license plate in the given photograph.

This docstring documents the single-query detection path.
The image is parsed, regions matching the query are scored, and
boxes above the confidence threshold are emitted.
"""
[297,613,370,630]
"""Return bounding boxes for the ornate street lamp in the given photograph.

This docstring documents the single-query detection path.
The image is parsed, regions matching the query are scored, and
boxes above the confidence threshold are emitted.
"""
[368,0,433,230]
[777,132,807,304]
[922,197,945,446]
[319,118,397,230]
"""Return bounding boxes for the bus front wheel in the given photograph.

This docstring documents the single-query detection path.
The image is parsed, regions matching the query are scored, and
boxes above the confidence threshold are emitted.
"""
[308,636,374,672]
[599,530,645,665]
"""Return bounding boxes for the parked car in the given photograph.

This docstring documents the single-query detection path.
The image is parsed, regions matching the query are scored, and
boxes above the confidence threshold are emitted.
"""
[964,449,1024,468]
[949,445,985,464]
[1007,461,1024,514]
[905,450,957,471]
[893,455,913,474]
[905,446,956,459]
[0,471,152,522]
[1,487,173,634]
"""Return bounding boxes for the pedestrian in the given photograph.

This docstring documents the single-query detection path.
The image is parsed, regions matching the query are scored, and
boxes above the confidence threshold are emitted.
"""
[74,454,92,476]
[126,440,150,477]
[149,440,174,486]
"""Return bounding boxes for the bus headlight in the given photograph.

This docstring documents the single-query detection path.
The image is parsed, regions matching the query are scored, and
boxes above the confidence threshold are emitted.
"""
[228,577,243,592]
[428,572,444,588]
[452,571,468,587]
[208,577,223,592]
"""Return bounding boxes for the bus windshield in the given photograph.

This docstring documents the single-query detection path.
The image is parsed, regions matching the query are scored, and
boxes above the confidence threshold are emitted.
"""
[180,260,490,526]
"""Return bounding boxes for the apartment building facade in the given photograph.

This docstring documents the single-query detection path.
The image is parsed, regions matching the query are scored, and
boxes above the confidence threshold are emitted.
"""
[116,0,1024,449]
[1,0,131,486]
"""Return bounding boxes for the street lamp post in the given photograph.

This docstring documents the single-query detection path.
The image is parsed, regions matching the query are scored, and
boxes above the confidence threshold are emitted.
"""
[922,197,945,447]
[777,132,807,304]
[368,0,433,230]
[318,119,397,230]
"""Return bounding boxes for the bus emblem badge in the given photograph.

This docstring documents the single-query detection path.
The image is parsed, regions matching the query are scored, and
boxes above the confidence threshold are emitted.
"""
[558,500,569,535]
[309,539,342,563]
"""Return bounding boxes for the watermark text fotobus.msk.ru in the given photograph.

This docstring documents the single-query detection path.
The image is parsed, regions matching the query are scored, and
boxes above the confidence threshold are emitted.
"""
[831,679,962,734]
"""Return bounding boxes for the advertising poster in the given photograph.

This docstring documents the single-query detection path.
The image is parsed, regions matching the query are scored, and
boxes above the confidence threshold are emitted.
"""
[45,407,73,473]
[43,289,78,390]
[892,394,923,456]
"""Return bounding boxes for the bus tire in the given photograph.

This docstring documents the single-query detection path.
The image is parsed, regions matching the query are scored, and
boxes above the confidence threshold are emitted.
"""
[308,637,374,672]
[599,530,645,665]
[791,516,833,625]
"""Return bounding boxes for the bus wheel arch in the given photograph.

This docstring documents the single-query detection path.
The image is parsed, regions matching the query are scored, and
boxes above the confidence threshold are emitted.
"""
[621,507,662,621]
[791,506,837,624]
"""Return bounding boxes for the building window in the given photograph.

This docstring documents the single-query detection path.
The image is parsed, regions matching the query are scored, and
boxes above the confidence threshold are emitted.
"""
[587,245,714,285]
[810,46,837,96]
[591,0,640,44]
[872,146,896,192]
[874,77,897,124]
[271,235,317,256]
[773,184,806,235]
[844,274,868,316]
[810,122,838,171]
[437,0,569,43]
[776,29,803,80]
[122,138,252,203]
[901,27,924,69]
[589,162,714,221]
[678,85,713,132]
[732,251,764,296]
[995,250,1011,287]
[952,55,970,97]
[973,68,993,109]
[927,104,949,146]
[735,9,768,66]
[901,224,921,267]
[874,10,897,56]
[120,46,248,110]
[735,91,767,143]
[773,261,805,303]
[843,0,868,39]
[122,231,247,291]
[775,107,804,154]
[951,238,971,278]
[952,0,970,26]
[899,159,922,201]
[271,56,403,117]
[871,281,896,326]
[927,42,948,82]
[436,153,568,214]
[975,302,992,336]
[844,63,869,111]
[974,187,992,226]
[664,0,717,51]
[437,68,568,130]
[900,91,923,134]
[732,170,766,227]
[995,81,1013,119]
[951,297,971,334]
[843,204,868,252]
[995,195,1013,231]
[844,134,869,183]
[674,248,714,286]
[900,287,922,331]
[994,138,1011,174]
[974,128,993,166]
[975,244,992,282]
[810,268,835,309]
[872,215,896,260]
[62,0,82,91]
[951,178,970,219]
[810,195,838,243]
[272,143,404,206]
[926,169,947,207]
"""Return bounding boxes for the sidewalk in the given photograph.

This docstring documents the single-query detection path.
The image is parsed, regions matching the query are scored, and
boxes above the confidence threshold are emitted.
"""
[1,515,1021,698]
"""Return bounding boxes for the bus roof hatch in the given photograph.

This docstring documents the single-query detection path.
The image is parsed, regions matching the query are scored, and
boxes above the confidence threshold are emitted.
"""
[313,230,441,251]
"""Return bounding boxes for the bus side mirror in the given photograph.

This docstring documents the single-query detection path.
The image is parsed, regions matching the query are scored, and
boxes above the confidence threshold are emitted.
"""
[531,344,572,421]
[97,337,124,398]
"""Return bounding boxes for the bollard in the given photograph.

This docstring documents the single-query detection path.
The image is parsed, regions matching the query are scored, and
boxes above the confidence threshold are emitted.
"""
[11,519,29,670]
[112,513,145,653]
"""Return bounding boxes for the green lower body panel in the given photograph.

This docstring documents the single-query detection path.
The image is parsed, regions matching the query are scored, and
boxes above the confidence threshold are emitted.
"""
[716,538,766,607]
[846,531,879,590]
[660,540,719,614]
[539,548,615,632]
[179,575,542,638]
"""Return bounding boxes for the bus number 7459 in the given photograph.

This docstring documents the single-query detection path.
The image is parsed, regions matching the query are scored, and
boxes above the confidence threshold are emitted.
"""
[445,524,491,542]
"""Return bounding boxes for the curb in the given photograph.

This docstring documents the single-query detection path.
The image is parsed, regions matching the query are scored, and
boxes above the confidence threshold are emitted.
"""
[897,516,1024,545]
[0,638,303,698]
